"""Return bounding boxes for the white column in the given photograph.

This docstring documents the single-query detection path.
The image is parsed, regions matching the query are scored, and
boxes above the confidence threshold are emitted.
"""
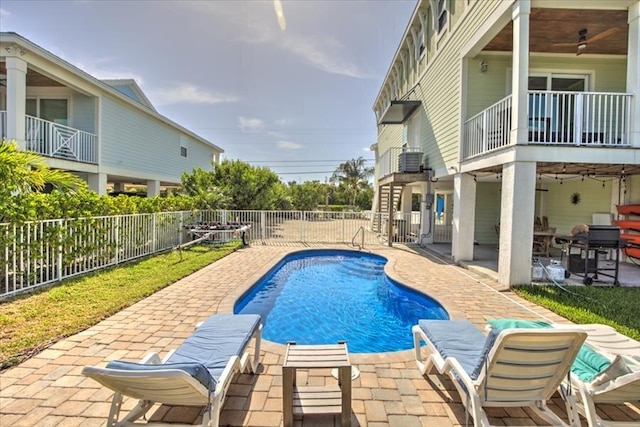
[147,180,161,197]
[5,56,27,150]
[498,161,536,286]
[88,173,108,195]
[628,1,640,147]
[452,172,476,261]
[419,182,434,245]
[510,0,530,145]
[400,185,412,214]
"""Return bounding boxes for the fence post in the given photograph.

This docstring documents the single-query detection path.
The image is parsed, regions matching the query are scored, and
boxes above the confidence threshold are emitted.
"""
[260,211,266,241]
[179,212,184,246]
[152,213,157,253]
[115,216,120,265]
[342,212,346,243]
[57,219,63,282]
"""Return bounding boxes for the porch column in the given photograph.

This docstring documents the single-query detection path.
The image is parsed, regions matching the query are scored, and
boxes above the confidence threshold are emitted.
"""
[498,161,536,286]
[147,180,161,197]
[452,172,476,261]
[419,182,434,245]
[88,173,108,195]
[5,55,27,150]
[387,184,395,247]
[628,1,640,147]
[510,0,530,145]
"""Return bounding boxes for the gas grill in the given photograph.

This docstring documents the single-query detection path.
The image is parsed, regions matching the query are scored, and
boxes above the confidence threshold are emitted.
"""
[555,225,625,286]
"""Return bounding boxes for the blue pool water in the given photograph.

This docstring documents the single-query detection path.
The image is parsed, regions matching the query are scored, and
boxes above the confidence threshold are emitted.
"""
[234,250,449,353]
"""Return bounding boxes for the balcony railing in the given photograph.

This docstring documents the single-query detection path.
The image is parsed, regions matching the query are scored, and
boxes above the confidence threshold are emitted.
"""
[0,112,97,164]
[378,146,424,178]
[462,91,632,160]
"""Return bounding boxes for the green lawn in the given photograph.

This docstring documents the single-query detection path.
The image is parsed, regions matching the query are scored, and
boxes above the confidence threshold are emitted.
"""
[0,243,241,370]
[513,285,640,341]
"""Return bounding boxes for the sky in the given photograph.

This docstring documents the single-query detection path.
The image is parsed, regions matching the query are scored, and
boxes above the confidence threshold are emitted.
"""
[0,0,416,183]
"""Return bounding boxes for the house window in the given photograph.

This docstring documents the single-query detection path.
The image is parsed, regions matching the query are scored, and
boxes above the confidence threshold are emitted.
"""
[180,146,187,157]
[416,29,425,58]
[436,0,448,33]
[26,98,68,125]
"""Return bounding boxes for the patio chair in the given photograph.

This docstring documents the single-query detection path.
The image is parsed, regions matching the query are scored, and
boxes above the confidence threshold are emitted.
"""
[413,319,586,427]
[488,319,640,427]
[82,313,262,427]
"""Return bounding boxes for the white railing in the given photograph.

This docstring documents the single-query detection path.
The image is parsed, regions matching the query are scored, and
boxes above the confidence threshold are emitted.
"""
[463,95,512,159]
[378,146,424,178]
[528,91,631,145]
[1,210,393,299]
[25,115,97,163]
[462,91,632,159]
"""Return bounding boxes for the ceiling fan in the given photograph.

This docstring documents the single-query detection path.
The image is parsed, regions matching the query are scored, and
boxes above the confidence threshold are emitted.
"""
[553,27,620,55]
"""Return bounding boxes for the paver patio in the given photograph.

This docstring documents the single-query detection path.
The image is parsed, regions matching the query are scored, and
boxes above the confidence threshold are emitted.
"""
[1,244,638,426]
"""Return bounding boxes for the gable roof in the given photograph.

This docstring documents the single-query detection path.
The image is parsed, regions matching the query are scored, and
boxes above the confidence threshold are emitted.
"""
[102,79,156,111]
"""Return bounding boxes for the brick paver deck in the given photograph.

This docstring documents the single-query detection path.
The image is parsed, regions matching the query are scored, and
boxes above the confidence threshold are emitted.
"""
[1,244,639,426]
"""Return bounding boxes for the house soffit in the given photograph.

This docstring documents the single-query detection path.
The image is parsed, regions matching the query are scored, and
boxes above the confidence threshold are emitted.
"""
[483,9,628,55]
[0,61,64,87]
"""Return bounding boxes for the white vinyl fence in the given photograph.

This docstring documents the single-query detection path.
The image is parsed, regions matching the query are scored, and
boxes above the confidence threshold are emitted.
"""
[1,210,390,299]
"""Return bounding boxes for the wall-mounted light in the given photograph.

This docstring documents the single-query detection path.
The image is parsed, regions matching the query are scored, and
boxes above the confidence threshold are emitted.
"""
[480,59,488,73]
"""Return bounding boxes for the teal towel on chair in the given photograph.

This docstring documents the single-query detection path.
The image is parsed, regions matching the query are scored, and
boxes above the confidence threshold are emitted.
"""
[488,318,612,382]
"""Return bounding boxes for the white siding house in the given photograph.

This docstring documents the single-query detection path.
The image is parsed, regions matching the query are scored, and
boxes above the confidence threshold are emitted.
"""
[0,32,223,196]
[372,0,640,286]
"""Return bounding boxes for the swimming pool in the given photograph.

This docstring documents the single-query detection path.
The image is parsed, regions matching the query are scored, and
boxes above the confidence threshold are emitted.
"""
[234,250,449,353]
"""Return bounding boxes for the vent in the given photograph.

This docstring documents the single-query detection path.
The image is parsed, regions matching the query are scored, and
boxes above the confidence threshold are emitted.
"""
[398,152,424,173]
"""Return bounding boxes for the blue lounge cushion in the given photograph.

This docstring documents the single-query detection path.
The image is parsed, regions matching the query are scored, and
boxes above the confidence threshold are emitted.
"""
[418,320,499,380]
[105,360,215,390]
[167,314,261,381]
[488,318,613,382]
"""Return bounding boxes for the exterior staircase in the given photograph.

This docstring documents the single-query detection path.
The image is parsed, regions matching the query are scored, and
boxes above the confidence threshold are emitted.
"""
[372,184,402,236]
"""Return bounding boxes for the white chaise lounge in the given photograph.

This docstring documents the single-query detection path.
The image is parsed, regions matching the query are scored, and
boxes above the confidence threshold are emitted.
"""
[487,319,640,427]
[413,319,587,427]
[82,313,262,427]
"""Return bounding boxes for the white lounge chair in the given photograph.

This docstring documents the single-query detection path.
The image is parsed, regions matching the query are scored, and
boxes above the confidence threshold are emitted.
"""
[555,324,640,427]
[82,314,262,427]
[413,319,587,427]
[487,319,640,427]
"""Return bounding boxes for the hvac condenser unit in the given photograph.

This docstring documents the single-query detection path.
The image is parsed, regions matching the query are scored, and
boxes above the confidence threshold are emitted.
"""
[398,152,424,173]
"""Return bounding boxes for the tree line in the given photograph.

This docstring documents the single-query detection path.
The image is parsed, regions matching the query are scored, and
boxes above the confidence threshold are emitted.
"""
[0,140,374,222]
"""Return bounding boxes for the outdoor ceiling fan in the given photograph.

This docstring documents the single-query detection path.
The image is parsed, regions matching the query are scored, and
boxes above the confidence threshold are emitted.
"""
[553,27,620,55]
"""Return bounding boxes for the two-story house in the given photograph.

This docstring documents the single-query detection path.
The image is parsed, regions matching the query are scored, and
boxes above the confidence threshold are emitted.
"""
[0,32,223,196]
[371,0,640,286]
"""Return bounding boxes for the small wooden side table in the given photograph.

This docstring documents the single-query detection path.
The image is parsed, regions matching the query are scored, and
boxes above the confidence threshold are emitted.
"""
[282,342,352,427]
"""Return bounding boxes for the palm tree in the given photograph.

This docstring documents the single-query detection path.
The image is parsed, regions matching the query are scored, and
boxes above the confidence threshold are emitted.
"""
[331,157,374,207]
[0,139,86,196]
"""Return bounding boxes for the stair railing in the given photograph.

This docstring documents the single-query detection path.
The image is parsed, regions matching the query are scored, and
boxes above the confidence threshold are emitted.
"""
[351,226,365,250]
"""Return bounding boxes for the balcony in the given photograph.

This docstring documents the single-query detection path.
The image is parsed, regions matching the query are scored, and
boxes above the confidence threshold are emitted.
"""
[462,91,632,160]
[0,112,97,164]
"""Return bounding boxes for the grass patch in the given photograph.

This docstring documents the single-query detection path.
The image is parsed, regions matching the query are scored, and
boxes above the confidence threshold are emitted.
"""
[0,243,241,370]
[513,285,640,341]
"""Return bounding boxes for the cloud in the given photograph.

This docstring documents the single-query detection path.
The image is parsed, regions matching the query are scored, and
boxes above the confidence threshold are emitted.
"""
[186,4,368,78]
[277,140,302,150]
[150,83,239,106]
[280,36,368,79]
[0,8,10,16]
[238,116,265,132]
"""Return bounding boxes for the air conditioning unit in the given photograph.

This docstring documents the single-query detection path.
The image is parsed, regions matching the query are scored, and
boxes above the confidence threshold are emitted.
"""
[398,152,424,173]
